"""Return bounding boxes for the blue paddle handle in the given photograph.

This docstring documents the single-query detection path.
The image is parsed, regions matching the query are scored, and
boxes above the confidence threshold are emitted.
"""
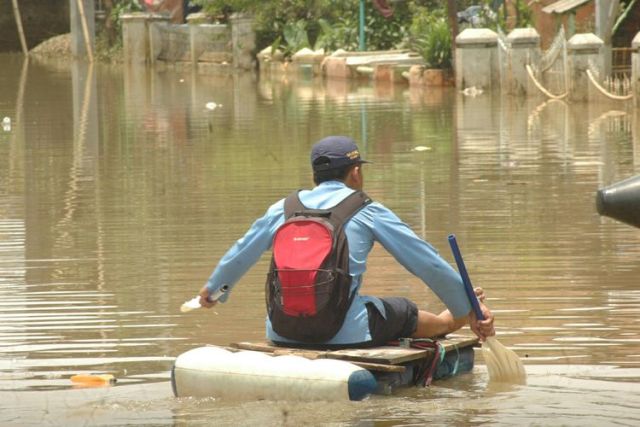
[448,234,485,321]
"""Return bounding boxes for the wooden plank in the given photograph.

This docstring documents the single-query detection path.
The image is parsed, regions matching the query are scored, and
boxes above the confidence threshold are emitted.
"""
[231,341,328,355]
[229,342,405,372]
[299,336,478,366]
[272,348,324,359]
[230,340,427,364]
[327,346,431,365]
[231,335,479,367]
[273,349,406,373]
[440,335,480,352]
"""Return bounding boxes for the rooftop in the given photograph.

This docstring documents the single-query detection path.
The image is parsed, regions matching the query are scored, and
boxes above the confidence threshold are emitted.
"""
[542,0,591,14]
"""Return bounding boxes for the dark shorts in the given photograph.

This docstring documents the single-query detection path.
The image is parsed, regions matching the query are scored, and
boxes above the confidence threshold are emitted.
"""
[270,297,419,350]
[366,297,418,346]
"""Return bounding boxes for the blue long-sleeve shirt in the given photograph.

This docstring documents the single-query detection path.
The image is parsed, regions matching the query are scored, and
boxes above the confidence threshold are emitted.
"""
[205,180,471,345]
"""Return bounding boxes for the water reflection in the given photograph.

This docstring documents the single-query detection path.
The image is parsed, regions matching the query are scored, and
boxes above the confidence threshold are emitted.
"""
[0,53,639,424]
[1,58,182,395]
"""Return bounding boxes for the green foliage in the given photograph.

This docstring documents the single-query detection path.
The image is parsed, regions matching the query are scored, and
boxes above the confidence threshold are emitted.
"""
[98,0,539,67]
[95,0,144,59]
[191,0,536,68]
[192,0,256,18]
[476,0,533,31]
[364,1,412,50]
[195,0,414,56]
[513,0,534,28]
[314,18,359,51]
[283,20,311,51]
[111,0,143,32]
[409,7,452,69]
[271,20,311,57]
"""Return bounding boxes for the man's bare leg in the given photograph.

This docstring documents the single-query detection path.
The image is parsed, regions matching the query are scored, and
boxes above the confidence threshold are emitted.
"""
[411,309,467,339]
[411,288,493,340]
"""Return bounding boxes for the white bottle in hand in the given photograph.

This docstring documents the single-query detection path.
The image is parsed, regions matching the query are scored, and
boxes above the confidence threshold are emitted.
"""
[180,285,229,312]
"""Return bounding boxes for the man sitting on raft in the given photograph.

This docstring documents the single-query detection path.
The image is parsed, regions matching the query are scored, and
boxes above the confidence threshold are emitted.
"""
[196,135,495,347]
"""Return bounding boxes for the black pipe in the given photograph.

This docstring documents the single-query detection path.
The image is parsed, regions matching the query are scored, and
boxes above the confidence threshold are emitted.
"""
[596,175,640,228]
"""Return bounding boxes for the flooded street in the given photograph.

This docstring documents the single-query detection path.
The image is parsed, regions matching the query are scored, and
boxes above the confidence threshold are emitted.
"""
[1,53,639,426]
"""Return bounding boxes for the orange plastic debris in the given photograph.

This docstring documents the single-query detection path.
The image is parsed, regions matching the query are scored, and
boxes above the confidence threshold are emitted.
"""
[70,374,116,386]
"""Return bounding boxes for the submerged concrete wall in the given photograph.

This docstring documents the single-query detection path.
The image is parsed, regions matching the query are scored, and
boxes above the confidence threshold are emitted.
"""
[455,28,499,90]
[190,22,231,65]
[122,12,254,71]
[455,26,640,104]
[230,14,255,70]
[122,13,170,64]
[567,33,604,102]
[506,28,541,95]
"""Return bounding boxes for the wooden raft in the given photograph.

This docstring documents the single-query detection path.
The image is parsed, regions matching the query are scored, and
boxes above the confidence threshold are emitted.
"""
[230,335,479,373]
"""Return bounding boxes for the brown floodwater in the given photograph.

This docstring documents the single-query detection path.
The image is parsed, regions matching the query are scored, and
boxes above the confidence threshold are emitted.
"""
[0,53,639,426]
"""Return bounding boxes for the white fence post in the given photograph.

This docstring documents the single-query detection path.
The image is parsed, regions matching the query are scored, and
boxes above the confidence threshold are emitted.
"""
[229,13,256,70]
[122,12,169,64]
[455,28,499,90]
[567,33,604,102]
[506,28,541,95]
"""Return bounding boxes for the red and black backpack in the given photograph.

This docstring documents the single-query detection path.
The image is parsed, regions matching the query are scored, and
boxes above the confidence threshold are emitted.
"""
[266,190,371,343]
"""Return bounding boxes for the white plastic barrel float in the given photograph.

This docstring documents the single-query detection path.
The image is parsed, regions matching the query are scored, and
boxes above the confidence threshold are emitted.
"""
[171,346,378,401]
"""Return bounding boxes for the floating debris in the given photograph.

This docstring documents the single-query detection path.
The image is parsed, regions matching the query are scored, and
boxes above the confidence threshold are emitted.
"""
[2,116,10,132]
[206,102,221,110]
[70,374,116,387]
[461,86,483,97]
[412,146,432,152]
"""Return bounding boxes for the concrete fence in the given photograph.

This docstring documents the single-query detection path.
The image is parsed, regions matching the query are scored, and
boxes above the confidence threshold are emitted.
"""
[120,12,640,105]
[456,27,640,103]
[506,28,541,95]
[121,12,255,71]
[455,28,499,91]
[567,33,604,102]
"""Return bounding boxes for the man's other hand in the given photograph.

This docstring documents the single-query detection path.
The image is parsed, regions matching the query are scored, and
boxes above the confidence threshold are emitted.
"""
[198,285,217,309]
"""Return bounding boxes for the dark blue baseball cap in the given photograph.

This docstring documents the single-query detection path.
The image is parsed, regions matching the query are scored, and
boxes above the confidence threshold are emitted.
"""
[310,136,369,171]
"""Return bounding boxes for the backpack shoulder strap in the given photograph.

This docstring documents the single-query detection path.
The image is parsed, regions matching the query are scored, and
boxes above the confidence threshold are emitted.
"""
[283,190,305,219]
[329,191,372,229]
[283,190,372,225]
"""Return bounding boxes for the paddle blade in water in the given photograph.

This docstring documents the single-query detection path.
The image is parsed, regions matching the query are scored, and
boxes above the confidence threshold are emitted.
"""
[447,235,526,385]
[482,336,526,385]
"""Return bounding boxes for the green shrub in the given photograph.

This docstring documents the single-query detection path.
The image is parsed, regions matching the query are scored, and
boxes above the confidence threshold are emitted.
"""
[409,6,452,69]
[271,19,311,57]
